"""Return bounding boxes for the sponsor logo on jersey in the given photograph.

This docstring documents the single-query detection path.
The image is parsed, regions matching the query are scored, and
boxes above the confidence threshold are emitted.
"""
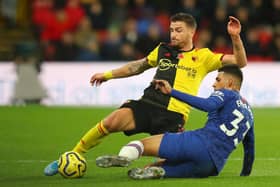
[158,58,197,78]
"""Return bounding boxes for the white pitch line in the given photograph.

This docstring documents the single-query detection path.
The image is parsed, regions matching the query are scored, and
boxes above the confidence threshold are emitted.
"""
[0,160,95,163]
[230,158,280,161]
[1,158,280,164]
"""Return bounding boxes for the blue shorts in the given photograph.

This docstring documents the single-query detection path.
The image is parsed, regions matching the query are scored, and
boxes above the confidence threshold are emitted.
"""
[158,131,218,178]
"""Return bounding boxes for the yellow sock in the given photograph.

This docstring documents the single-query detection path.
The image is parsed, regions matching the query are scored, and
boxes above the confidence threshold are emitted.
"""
[72,121,109,154]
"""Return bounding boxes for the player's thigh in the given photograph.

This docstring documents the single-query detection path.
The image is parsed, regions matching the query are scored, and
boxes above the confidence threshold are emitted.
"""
[103,108,136,132]
[141,134,164,157]
[158,132,208,161]
[159,132,217,178]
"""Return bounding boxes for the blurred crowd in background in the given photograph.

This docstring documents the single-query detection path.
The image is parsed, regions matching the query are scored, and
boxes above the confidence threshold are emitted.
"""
[0,0,280,62]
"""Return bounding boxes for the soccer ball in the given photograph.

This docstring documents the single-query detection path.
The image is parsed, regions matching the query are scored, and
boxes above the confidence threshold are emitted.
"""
[58,151,87,178]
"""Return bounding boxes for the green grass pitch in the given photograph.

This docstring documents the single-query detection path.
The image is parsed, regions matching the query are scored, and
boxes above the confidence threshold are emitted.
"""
[0,106,280,187]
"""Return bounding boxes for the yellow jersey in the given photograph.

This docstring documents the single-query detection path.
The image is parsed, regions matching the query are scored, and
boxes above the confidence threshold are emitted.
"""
[140,43,224,120]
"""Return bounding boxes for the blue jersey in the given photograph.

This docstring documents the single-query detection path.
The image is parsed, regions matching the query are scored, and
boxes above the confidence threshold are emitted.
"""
[171,89,255,175]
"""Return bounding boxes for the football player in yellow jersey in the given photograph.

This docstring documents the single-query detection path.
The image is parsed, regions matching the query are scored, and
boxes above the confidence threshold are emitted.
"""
[44,13,247,176]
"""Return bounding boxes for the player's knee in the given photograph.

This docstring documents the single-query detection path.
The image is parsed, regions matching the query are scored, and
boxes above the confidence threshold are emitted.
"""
[104,109,134,132]
[102,116,116,132]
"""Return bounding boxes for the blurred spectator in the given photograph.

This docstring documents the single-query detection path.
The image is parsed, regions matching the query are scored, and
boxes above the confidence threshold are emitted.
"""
[129,0,151,20]
[210,5,228,39]
[235,6,250,34]
[53,0,67,9]
[244,27,264,61]
[269,0,280,26]
[32,0,54,40]
[21,0,280,62]
[40,8,72,42]
[268,27,280,61]
[65,0,85,31]
[84,0,108,30]
[155,10,170,34]
[226,0,242,16]
[130,0,156,36]
[100,27,122,61]
[136,23,166,57]
[74,17,100,61]
[54,32,79,61]
[194,28,212,48]
[197,0,217,27]
[177,0,201,24]
[32,0,54,23]
[212,35,232,54]
[258,25,273,50]
[1,0,18,27]
[248,0,266,25]
[119,41,137,61]
[37,8,74,61]
[108,0,129,28]
[121,17,139,44]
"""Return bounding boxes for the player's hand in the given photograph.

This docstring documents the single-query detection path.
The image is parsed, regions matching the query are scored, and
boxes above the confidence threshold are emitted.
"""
[153,79,172,94]
[227,16,241,36]
[90,73,107,86]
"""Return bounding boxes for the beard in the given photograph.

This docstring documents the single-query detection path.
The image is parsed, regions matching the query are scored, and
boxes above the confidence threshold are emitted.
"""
[170,40,183,50]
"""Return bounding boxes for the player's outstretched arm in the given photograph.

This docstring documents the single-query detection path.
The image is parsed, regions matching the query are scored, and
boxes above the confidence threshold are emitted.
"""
[154,79,224,112]
[222,16,247,68]
[90,58,152,86]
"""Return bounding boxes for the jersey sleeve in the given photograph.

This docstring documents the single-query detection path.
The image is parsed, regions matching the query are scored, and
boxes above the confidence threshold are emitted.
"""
[170,89,226,112]
[240,125,255,176]
[203,48,224,73]
[146,44,161,67]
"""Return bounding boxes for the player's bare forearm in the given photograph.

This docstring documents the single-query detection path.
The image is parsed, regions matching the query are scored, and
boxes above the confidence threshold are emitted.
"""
[90,58,151,86]
[112,58,151,78]
[222,16,247,68]
[231,35,247,68]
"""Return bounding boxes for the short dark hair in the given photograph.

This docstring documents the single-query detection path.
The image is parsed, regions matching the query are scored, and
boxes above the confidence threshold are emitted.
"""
[170,13,197,29]
[218,64,243,85]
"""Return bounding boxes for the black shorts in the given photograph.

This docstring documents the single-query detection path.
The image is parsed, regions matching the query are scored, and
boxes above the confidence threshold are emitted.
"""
[120,100,185,136]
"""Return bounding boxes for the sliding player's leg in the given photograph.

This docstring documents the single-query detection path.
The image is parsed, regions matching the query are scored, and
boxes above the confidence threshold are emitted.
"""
[128,132,217,179]
[96,134,163,168]
[128,159,216,180]
[44,108,135,176]
[73,108,135,154]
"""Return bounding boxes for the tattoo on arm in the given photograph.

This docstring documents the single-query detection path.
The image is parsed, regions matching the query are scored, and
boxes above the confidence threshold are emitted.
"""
[233,43,241,51]
[127,58,151,74]
[233,44,239,50]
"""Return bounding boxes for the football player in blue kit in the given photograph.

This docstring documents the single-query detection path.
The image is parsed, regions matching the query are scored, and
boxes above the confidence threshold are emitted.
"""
[96,64,255,179]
